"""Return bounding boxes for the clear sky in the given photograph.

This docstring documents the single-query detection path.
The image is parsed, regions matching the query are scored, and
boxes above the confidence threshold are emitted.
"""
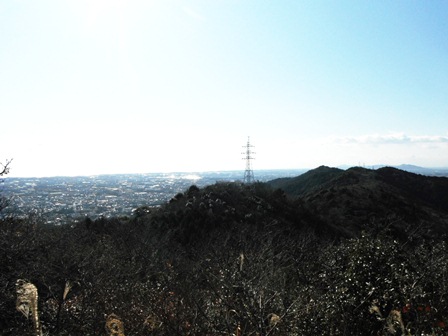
[1,0,447,177]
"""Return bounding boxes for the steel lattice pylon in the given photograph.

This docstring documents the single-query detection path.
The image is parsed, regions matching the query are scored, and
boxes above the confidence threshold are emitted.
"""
[242,137,255,184]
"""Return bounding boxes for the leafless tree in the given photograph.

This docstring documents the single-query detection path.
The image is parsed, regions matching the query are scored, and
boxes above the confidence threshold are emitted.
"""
[0,159,12,176]
[0,159,12,213]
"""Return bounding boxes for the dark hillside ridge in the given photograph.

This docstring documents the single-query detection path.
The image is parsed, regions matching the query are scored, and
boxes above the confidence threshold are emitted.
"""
[138,182,338,248]
[268,166,448,237]
[376,167,448,212]
[268,165,343,195]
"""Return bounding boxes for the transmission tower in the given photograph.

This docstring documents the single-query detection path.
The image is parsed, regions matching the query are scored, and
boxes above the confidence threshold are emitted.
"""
[242,137,255,184]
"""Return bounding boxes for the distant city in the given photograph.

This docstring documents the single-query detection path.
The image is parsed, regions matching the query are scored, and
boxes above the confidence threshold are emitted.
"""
[1,170,305,224]
[2,165,447,225]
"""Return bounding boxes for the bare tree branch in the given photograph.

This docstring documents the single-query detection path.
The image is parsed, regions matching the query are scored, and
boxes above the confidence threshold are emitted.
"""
[0,159,12,176]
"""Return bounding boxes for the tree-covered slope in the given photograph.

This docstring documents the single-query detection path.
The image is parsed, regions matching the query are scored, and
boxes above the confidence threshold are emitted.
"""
[1,177,448,335]
[268,166,448,237]
[268,165,343,196]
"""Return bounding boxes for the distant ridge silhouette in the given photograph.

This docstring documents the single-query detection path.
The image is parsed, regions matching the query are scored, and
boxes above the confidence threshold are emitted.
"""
[268,165,448,236]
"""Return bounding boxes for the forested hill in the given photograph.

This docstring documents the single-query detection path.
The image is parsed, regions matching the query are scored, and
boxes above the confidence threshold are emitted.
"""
[268,166,448,237]
[2,168,448,334]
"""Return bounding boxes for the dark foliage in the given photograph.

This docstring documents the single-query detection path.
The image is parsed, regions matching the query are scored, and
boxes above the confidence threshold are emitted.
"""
[1,176,448,335]
[268,166,448,238]
[268,165,343,196]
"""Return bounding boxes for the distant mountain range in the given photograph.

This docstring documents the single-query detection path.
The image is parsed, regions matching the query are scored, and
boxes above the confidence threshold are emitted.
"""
[267,165,448,237]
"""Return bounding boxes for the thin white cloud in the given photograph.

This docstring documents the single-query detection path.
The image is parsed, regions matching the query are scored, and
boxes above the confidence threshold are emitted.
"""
[334,133,448,145]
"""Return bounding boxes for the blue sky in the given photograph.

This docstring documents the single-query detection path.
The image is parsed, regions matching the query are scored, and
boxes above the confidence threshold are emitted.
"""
[1,0,447,177]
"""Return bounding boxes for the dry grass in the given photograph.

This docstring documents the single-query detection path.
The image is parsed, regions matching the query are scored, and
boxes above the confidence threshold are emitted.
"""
[370,303,409,335]
[16,279,42,336]
[105,313,125,336]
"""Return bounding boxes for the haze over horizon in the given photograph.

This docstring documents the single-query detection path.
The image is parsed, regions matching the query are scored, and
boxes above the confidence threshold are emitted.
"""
[1,1,447,178]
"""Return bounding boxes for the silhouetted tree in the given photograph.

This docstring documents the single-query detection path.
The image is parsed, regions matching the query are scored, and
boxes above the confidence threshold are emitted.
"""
[0,159,12,213]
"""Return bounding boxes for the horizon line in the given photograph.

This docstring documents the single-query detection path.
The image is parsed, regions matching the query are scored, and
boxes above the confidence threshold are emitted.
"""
[4,164,448,179]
